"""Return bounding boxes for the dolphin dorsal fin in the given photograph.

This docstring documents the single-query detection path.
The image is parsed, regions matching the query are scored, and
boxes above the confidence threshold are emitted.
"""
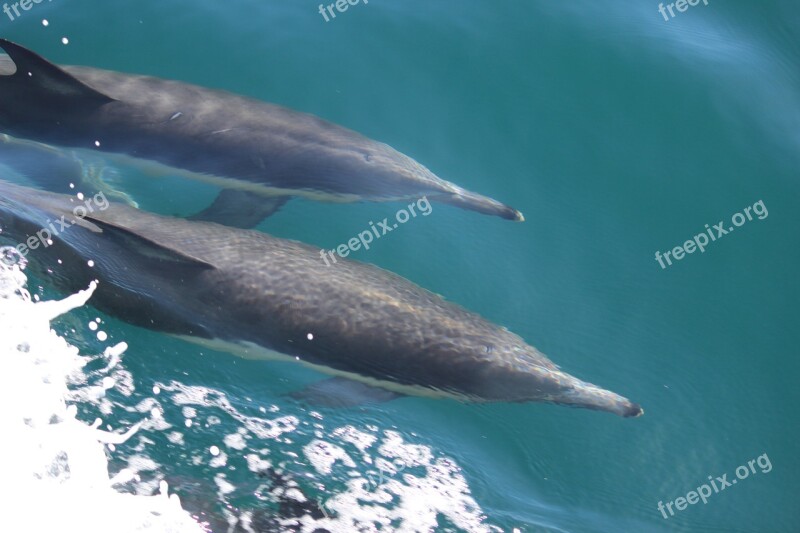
[0,39,114,103]
[83,215,216,271]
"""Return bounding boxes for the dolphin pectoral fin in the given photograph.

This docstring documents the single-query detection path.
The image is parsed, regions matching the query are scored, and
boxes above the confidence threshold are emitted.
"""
[289,377,404,408]
[83,216,216,271]
[188,189,290,229]
[0,39,115,105]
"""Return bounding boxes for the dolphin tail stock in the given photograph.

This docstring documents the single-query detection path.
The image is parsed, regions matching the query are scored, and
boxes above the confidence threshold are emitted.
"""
[430,188,525,222]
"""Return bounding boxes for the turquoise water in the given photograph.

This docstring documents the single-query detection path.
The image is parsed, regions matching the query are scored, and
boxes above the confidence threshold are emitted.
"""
[2,1,799,531]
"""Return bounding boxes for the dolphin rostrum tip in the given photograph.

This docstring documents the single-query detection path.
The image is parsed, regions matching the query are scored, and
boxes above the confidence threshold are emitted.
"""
[625,402,644,418]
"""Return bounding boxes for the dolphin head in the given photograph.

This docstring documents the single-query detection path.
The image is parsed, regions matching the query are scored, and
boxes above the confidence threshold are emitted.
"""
[505,369,644,417]
[287,119,524,220]
[456,340,644,417]
[349,141,524,220]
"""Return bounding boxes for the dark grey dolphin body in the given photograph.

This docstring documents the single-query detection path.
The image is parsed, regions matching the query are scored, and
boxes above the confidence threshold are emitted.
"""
[0,179,641,417]
[0,39,523,227]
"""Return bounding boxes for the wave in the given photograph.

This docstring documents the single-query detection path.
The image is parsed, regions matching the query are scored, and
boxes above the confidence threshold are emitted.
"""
[0,245,206,533]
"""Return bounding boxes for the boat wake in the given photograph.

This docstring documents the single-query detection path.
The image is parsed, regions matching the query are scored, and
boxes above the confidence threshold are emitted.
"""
[0,246,205,533]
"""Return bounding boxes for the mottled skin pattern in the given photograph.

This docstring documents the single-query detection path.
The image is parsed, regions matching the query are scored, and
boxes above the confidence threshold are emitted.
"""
[0,180,641,417]
[0,40,522,221]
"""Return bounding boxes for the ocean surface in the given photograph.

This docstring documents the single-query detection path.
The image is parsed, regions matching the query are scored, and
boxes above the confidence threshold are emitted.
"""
[1,1,798,531]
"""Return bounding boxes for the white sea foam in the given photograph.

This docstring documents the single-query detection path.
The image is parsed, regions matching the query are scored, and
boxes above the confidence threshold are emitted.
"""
[162,376,499,532]
[0,247,205,533]
[304,428,498,533]
[160,379,499,531]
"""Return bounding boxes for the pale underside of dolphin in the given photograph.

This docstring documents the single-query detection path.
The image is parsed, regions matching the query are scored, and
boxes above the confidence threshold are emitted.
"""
[0,39,524,228]
[0,179,641,417]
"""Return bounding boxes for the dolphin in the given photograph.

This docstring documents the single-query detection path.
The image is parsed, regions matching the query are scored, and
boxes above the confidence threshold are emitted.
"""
[0,133,138,206]
[0,39,524,228]
[0,179,641,417]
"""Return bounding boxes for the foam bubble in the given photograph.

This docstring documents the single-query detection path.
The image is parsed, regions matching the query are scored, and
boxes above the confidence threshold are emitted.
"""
[0,248,205,533]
